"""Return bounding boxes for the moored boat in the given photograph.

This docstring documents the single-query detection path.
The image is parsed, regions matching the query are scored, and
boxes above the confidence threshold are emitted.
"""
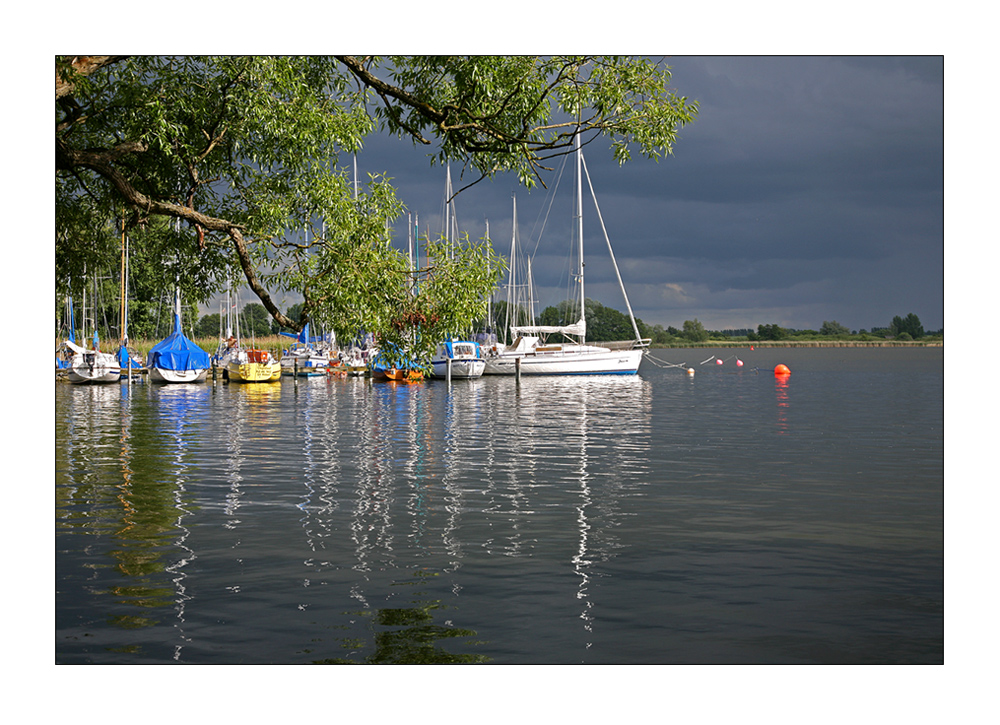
[147,288,210,383]
[482,335,642,375]
[279,324,333,377]
[370,344,424,382]
[227,347,282,383]
[62,338,121,384]
[430,340,486,379]
[371,365,424,383]
[484,136,647,376]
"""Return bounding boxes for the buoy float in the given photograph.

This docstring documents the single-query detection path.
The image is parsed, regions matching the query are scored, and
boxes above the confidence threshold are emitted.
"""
[716,358,724,365]
[774,364,791,376]
[686,368,695,376]
[736,358,744,367]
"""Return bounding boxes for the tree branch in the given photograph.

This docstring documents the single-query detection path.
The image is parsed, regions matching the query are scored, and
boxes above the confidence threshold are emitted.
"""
[57,137,299,331]
[56,56,129,99]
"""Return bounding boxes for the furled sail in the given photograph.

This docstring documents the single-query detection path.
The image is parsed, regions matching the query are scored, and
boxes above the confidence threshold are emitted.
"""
[510,317,586,338]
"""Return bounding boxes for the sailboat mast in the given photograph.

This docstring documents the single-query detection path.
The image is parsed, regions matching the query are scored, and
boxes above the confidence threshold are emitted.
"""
[81,266,87,349]
[407,212,413,278]
[119,218,127,345]
[485,219,492,337]
[575,134,586,343]
[444,164,457,259]
[507,196,518,338]
[528,257,535,327]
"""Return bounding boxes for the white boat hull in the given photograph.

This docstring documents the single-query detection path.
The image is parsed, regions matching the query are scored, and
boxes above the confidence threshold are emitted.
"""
[149,367,208,383]
[430,358,486,379]
[483,347,643,376]
[66,352,121,384]
[280,356,330,377]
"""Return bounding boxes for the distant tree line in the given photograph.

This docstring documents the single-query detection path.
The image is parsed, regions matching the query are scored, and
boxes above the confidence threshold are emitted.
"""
[109,299,936,347]
[474,300,941,346]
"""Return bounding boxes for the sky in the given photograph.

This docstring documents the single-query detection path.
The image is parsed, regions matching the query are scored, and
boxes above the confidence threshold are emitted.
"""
[338,56,943,334]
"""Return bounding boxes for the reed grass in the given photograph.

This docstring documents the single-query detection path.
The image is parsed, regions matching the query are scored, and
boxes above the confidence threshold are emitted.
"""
[126,335,290,358]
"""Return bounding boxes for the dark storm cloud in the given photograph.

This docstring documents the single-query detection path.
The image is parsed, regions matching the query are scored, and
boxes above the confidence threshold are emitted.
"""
[502,55,944,331]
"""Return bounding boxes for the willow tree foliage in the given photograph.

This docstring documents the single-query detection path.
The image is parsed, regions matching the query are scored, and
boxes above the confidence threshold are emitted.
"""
[56,55,697,365]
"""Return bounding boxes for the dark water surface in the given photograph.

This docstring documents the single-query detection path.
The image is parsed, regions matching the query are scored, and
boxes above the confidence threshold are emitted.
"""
[55,347,943,663]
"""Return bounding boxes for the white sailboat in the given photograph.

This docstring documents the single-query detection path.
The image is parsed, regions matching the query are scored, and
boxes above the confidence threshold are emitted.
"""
[63,337,121,383]
[62,278,121,384]
[483,136,647,376]
[146,287,210,383]
[213,279,241,373]
[279,323,335,376]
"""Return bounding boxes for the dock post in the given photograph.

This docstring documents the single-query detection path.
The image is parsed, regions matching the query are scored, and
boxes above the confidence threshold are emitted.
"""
[515,356,521,382]
[446,357,452,384]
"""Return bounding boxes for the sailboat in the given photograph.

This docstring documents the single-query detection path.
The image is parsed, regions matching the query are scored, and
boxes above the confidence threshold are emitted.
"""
[213,278,240,374]
[56,296,76,371]
[115,223,144,379]
[483,136,647,376]
[146,287,211,383]
[226,344,282,382]
[222,293,281,383]
[425,167,485,380]
[279,323,335,377]
[60,274,122,384]
[63,334,121,383]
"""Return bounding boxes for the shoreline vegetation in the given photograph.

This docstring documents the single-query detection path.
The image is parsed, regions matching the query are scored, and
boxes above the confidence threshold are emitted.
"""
[109,335,943,361]
[643,340,943,349]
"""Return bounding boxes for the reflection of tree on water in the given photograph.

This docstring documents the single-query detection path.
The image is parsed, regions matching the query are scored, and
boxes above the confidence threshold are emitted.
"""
[55,383,208,658]
[314,571,490,664]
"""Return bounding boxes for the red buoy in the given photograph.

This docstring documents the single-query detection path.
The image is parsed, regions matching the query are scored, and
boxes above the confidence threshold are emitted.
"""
[774,364,791,376]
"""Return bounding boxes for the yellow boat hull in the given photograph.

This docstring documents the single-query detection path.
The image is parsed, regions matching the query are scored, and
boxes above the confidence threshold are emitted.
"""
[227,362,282,382]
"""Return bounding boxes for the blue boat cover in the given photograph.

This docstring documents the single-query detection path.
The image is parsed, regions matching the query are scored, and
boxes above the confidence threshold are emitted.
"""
[116,344,145,370]
[371,341,419,371]
[147,313,211,371]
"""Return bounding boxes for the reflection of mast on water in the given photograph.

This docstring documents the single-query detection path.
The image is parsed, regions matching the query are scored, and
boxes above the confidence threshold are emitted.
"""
[223,386,248,527]
[441,385,465,575]
[295,379,348,581]
[156,384,209,661]
[571,391,595,643]
[351,381,395,579]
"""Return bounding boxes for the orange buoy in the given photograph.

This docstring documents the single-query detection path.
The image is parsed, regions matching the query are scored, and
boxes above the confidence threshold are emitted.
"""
[774,364,791,376]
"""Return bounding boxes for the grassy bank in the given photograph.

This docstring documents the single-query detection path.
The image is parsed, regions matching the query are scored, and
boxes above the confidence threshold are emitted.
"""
[126,335,290,359]
[119,336,942,354]
[645,340,943,349]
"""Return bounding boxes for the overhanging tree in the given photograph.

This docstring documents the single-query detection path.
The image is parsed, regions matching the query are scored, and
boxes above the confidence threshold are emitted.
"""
[56,55,697,366]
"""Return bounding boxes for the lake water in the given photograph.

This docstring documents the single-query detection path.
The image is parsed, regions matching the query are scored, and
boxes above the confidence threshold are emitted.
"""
[54,347,943,664]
